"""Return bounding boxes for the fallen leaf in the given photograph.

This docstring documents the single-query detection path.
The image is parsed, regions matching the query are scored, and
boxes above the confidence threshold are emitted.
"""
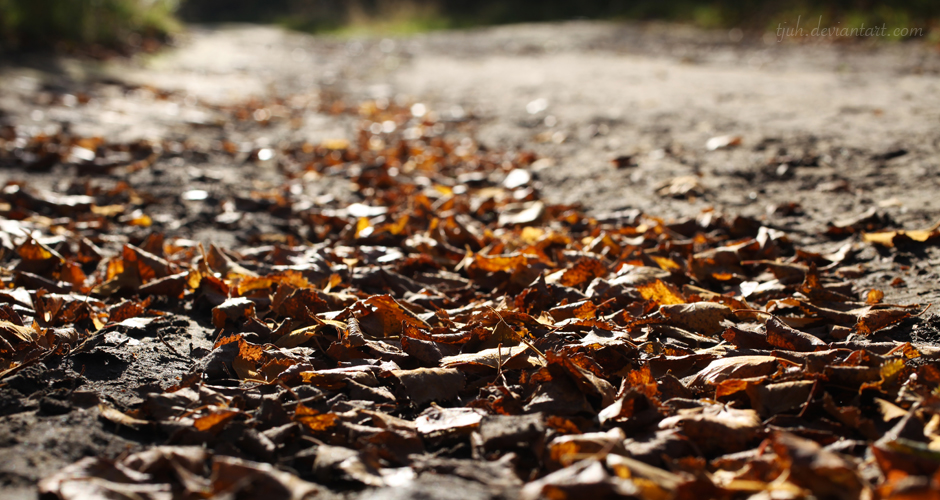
[862,221,940,248]
[690,355,790,386]
[855,307,917,336]
[659,302,734,336]
[637,279,686,306]
[765,316,826,351]
[212,297,257,328]
[392,368,466,405]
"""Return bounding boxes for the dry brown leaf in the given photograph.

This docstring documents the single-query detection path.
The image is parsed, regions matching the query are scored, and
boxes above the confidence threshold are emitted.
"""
[657,175,703,198]
[659,404,763,454]
[771,432,868,499]
[745,380,815,418]
[521,459,638,500]
[548,428,627,466]
[0,319,40,344]
[690,355,789,386]
[637,279,686,306]
[559,258,607,288]
[237,270,309,295]
[98,404,150,428]
[193,410,239,432]
[415,407,485,437]
[212,297,256,328]
[866,289,885,305]
[765,316,826,352]
[206,244,257,278]
[392,368,466,405]
[353,294,430,338]
[293,404,340,433]
[659,302,734,336]
[274,321,342,348]
[272,287,330,322]
[855,307,917,336]
[138,272,187,298]
[231,336,266,380]
[440,345,544,371]
[862,221,940,248]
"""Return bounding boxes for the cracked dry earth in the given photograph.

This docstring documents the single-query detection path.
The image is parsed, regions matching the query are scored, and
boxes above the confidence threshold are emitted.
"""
[0,21,940,500]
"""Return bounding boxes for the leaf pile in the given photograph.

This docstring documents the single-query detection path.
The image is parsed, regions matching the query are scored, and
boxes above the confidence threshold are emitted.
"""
[4,95,940,499]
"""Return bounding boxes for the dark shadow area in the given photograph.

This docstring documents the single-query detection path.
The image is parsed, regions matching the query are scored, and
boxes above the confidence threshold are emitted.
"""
[178,0,940,34]
[0,0,176,54]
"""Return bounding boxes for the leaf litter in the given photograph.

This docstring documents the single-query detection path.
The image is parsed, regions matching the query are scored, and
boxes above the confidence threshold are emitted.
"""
[1,89,940,500]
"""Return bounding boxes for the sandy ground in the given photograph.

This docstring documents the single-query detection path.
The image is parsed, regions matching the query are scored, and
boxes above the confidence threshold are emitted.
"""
[1,21,940,497]
[5,23,940,219]
[5,22,940,297]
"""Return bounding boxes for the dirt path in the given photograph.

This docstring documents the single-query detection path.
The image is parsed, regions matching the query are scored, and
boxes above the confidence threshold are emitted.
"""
[1,21,940,498]
[384,23,940,304]
[3,21,939,300]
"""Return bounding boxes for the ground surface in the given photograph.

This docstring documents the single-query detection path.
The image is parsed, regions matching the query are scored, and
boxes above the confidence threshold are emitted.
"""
[4,22,940,298]
[1,21,940,499]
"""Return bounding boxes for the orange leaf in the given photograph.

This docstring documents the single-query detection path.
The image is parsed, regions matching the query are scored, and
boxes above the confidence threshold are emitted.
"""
[637,280,685,306]
[559,258,607,288]
[232,336,266,380]
[193,410,238,432]
[855,307,916,336]
[294,404,340,432]
[212,297,256,329]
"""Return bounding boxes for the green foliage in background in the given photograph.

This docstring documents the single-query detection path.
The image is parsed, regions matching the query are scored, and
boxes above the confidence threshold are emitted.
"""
[1,0,937,51]
[0,0,180,49]
[178,0,939,38]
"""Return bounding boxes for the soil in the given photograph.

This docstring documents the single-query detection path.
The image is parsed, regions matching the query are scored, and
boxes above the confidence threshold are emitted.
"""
[1,20,939,499]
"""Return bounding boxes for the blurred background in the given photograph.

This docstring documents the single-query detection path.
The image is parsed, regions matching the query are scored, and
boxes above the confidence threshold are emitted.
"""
[1,0,938,52]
